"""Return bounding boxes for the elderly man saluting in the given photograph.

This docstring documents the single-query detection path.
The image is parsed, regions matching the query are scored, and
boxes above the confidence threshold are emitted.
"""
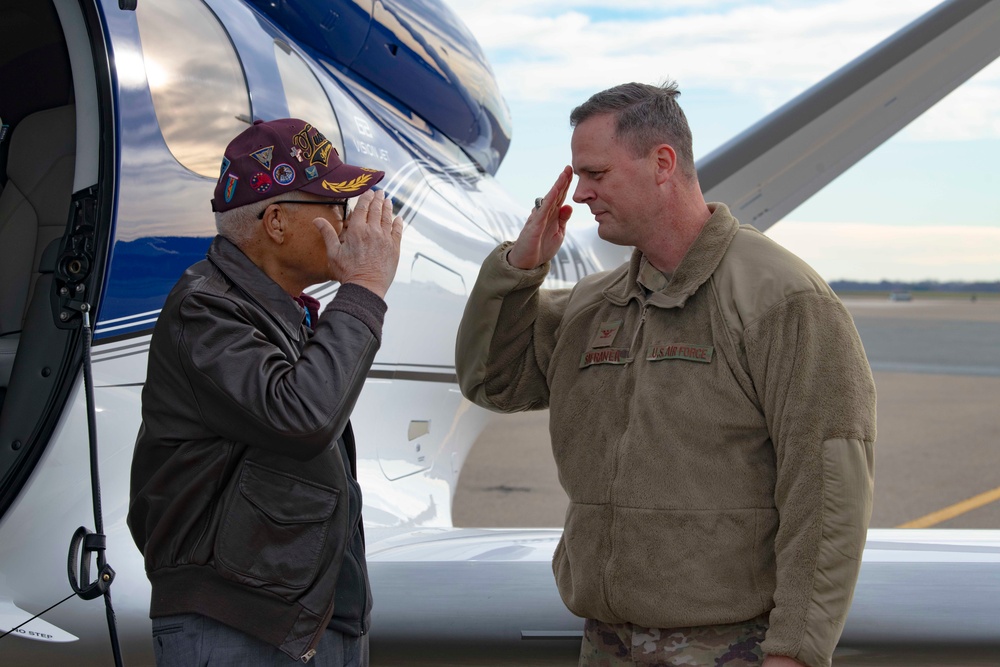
[456,81,876,667]
[128,118,401,666]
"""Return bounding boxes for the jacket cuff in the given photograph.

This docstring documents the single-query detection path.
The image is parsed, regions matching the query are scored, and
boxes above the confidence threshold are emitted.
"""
[493,241,551,283]
[327,283,387,342]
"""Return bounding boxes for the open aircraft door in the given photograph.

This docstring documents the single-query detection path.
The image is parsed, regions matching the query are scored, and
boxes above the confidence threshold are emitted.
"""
[0,0,117,523]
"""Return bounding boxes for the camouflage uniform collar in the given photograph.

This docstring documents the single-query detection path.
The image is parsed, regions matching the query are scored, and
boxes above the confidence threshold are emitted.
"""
[637,255,670,293]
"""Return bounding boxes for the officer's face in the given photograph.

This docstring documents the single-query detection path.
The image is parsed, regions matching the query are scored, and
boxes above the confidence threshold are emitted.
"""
[571,113,658,248]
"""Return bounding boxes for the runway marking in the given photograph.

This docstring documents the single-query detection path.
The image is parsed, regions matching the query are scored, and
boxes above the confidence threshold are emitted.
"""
[897,485,1000,528]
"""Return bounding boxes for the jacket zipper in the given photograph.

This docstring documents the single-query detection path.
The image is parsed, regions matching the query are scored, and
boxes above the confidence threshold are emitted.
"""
[603,301,647,615]
[344,496,369,636]
[349,545,369,636]
[302,484,368,661]
[348,472,369,637]
[625,303,648,364]
[299,597,335,663]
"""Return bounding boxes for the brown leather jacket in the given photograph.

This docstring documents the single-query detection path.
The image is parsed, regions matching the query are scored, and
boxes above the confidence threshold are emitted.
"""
[128,236,385,661]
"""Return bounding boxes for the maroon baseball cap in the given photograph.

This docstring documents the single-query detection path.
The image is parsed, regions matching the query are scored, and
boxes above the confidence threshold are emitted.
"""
[212,118,385,213]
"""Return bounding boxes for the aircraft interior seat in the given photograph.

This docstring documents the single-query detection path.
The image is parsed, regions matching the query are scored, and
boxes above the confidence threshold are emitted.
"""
[0,104,76,395]
[0,239,65,420]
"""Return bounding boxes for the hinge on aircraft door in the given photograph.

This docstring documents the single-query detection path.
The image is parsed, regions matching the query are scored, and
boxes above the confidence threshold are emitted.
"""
[54,186,99,330]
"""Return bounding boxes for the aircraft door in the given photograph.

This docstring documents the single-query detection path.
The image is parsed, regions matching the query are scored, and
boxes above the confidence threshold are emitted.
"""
[0,0,114,517]
[361,176,486,488]
[381,251,466,482]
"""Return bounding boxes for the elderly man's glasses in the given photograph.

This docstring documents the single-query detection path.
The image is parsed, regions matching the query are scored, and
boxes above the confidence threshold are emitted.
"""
[257,199,348,220]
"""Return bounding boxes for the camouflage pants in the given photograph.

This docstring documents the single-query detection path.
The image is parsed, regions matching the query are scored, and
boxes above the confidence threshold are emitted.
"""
[578,614,768,667]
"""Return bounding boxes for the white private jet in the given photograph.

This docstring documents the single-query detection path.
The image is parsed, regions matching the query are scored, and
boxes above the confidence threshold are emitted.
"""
[0,0,998,665]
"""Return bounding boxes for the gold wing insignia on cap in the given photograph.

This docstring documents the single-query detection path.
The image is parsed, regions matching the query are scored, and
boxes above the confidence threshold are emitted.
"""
[321,174,373,193]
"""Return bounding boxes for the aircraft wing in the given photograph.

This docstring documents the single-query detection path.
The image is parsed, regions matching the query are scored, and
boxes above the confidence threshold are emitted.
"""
[697,0,1000,232]
[364,528,1000,664]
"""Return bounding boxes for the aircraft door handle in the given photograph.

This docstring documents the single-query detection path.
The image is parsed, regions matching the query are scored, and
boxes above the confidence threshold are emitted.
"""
[67,526,116,601]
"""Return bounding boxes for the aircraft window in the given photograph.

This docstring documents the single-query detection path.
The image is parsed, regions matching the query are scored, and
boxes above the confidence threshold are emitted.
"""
[323,64,471,171]
[135,0,250,178]
[274,41,345,159]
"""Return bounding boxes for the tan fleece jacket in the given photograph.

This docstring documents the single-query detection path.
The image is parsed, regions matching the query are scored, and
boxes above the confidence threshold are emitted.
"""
[455,203,876,667]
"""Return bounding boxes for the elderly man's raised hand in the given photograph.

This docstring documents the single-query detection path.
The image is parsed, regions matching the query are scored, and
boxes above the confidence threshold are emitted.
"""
[313,189,403,299]
[507,166,574,270]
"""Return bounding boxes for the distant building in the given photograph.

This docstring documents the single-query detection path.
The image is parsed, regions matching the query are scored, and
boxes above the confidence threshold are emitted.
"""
[889,290,912,302]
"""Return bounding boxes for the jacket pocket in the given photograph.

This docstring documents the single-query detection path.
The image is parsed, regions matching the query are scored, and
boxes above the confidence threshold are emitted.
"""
[607,506,777,628]
[216,461,340,593]
[552,502,616,622]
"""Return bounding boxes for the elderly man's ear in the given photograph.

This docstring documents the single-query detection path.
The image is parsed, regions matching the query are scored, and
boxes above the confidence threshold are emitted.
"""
[261,207,287,244]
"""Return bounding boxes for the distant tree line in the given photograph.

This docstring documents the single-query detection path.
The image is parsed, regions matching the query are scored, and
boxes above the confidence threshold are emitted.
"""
[830,279,1000,293]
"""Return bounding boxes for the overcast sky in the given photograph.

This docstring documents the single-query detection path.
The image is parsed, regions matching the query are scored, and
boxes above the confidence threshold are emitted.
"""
[442,0,1000,283]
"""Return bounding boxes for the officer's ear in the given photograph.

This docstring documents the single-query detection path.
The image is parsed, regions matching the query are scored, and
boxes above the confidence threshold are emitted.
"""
[652,144,677,185]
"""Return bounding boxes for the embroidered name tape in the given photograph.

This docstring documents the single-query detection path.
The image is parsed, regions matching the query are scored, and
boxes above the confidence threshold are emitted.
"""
[580,347,631,368]
[646,343,714,363]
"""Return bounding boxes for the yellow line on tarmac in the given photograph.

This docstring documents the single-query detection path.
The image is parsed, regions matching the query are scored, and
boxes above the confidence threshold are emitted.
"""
[897,485,1000,528]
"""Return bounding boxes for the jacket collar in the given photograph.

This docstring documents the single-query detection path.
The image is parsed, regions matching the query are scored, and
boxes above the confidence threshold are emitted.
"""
[207,235,305,342]
[603,202,739,309]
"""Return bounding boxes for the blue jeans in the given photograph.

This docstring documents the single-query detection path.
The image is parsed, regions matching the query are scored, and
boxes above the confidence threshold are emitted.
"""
[152,613,368,666]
